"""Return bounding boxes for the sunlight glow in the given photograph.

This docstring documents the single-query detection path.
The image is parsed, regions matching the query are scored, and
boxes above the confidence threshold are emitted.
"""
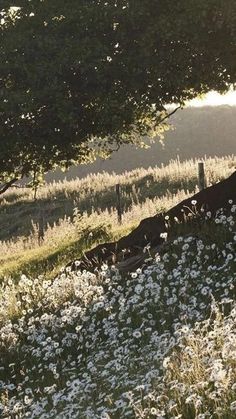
[187,90,236,107]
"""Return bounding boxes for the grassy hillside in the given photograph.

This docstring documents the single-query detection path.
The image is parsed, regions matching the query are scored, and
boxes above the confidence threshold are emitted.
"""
[45,105,236,182]
[0,156,235,418]
[0,192,235,418]
[0,155,235,280]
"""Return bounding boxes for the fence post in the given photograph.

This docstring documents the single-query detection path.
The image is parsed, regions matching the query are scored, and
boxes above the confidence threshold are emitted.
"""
[198,162,206,191]
[116,184,122,224]
[38,204,45,245]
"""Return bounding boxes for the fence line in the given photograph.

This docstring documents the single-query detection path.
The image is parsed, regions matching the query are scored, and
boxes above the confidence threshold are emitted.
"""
[198,161,206,191]
[116,183,122,224]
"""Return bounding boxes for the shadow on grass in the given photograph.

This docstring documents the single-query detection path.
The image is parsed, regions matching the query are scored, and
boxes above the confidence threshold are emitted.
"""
[0,175,199,241]
[0,223,115,281]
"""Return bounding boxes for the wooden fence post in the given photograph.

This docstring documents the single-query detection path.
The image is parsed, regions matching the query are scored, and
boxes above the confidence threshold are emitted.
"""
[198,162,206,191]
[116,184,122,224]
[38,204,45,245]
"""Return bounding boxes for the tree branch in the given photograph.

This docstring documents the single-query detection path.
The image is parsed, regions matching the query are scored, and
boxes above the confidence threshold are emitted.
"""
[0,177,19,195]
[156,105,182,126]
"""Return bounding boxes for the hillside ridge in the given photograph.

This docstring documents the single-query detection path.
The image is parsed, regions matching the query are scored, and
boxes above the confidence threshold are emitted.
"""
[72,170,236,272]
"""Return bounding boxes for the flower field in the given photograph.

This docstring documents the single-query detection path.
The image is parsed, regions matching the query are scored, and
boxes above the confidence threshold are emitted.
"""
[0,204,235,418]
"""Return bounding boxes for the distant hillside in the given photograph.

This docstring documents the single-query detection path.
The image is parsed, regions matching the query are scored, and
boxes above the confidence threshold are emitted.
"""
[46,105,236,182]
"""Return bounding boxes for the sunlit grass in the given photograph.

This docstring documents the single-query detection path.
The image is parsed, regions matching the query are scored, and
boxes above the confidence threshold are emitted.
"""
[0,155,235,279]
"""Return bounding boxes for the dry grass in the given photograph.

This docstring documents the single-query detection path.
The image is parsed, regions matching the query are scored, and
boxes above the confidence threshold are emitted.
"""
[0,155,235,279]
[1,155,235,206]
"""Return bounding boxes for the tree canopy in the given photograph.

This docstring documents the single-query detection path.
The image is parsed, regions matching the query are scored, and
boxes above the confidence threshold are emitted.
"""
[0,0,236,192]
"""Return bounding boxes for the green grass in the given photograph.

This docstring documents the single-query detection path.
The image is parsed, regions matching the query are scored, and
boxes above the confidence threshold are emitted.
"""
[0,216,134,280]
[1,155,235,240]
[0,155,235,280]
[0,156,235,418]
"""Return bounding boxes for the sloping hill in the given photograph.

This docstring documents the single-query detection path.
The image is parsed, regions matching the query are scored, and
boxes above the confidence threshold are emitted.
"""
[68,169,236,272]
[0,157,235,418]
[0,156,235,279]
[46,105,236,182]
[0,201,235,418]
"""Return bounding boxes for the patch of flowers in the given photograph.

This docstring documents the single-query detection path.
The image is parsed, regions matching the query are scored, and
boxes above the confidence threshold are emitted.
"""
[0,206,235,418]
[134,302,236,418]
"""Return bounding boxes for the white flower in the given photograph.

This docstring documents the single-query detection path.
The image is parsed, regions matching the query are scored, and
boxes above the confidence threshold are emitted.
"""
[210,361,226,382]
[74,260,81,267]
[160,232,168,240]
[150,407,158,415]
[163,357,171,368]
[134,284,143,294]
[186,394,196,404]
[133,330,142,339]
[201,287,209,296]
[230,401,236,411]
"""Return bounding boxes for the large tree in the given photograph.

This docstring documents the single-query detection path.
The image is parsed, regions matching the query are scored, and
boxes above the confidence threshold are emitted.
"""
[0,0,236,193]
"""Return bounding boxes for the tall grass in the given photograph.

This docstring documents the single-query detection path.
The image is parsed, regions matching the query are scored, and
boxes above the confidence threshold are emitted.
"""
[1,155,235,206]
[0,155,235,279]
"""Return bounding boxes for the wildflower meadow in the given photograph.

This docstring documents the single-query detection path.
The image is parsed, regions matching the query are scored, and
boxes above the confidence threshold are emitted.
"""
[0,202,235,418]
